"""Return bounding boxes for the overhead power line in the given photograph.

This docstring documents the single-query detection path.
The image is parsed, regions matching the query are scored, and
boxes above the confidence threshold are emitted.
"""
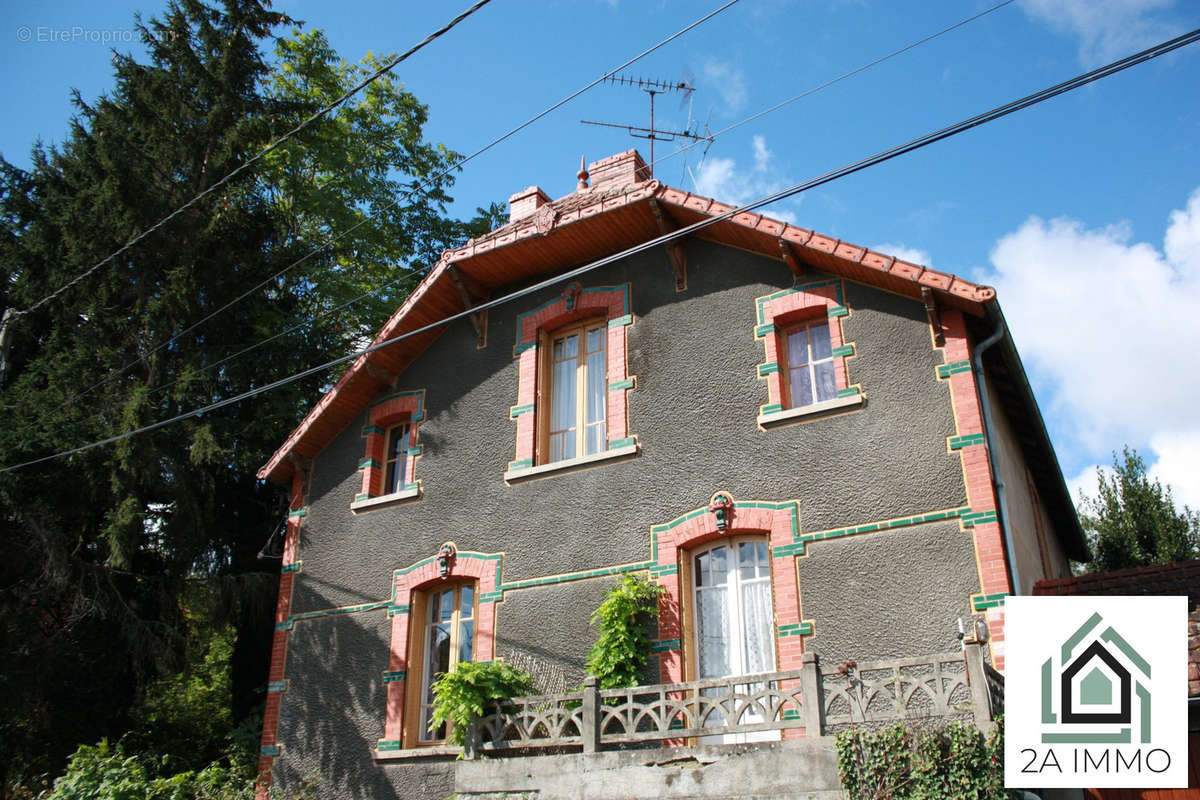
[5,26,1196,475]
[654,0,1018,172]
[43,0,744,413]
[15,0,494,319]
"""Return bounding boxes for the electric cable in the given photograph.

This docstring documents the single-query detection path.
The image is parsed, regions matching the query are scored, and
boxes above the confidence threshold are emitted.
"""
[15,0,494,318]
[653,0,1017,172]
[43,0,744,414]
[5,26,1195,474]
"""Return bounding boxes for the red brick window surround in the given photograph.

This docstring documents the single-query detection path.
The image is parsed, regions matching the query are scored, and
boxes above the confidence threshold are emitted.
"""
[352,389,425,512]
[754,281,861,427]
[505,283,637,481]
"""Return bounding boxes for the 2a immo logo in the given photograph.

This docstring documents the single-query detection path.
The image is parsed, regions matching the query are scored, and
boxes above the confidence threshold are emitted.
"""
[1005,596,1187,788]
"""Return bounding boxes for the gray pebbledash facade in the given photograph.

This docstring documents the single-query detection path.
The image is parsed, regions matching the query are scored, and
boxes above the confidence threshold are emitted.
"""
[254,150,1086,800]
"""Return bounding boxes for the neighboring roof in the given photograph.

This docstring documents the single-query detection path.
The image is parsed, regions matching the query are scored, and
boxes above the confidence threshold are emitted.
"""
[1033,560,1200,697]
[257,149,1082,560]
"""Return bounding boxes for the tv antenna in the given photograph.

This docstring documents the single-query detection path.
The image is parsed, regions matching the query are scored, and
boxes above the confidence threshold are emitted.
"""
[582,72,711,178]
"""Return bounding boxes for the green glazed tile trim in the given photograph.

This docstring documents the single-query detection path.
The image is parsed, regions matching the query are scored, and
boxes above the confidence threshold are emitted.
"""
[358,457,381,470]
[755,322,777,338]
[961,509,998,528]
[649,563,678,577]
[757,362,779,377]
[509,403,535,418]
[507,458,533,471]
[361,424,384,437]
[949,433,986,450]
[280,562,301,574]
[407,445,422,456]
[382,670,407,683]
[499,561,653,593]
[513,340,537,355]
[608,313,633,328]
[401,482,419,493]
[267,680,288,693]
[608,436,636,450]
[608,377,635,391]
[778,621,814,637]
[354,493,369,502]
[832,344,855,357]
[287,507,307,519]
[376,740,403,752]
[260,745,281,757]
[785,506,972,555]
[760,403,784,415]
[652,638,681,653]
[410,410,424,422]
[972,593,1008,612]
[515,284,631,347]
[274,621,293,631]
[836,386,861,399]
[370,389,425,412]
[388,604,410,616]
[478,591,503,603]
[827,305,849,318]
[937,360,972,378]
[754,280,844,325]
[782,709,802,720]
[287,600,390,624]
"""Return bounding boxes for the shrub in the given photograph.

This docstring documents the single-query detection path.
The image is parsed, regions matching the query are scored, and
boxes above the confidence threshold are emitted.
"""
[584,574,664,689]
[429,661,535,747]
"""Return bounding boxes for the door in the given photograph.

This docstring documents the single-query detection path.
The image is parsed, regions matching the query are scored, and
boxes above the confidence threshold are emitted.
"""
[692,537,778,743]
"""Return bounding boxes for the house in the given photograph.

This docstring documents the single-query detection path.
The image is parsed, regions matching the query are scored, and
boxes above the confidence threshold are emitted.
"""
[253,149,1086,800]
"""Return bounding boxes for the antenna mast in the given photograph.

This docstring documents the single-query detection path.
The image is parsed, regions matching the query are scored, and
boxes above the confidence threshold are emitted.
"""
[583,74,709,178]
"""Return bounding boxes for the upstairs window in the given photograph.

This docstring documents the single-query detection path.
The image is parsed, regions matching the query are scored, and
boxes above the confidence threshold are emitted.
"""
[384,423,411,494]
[783,320,836,409]
[544,321,607,463]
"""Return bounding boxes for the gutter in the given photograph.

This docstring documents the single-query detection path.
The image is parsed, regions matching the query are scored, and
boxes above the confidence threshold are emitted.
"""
[972,319,1020,597]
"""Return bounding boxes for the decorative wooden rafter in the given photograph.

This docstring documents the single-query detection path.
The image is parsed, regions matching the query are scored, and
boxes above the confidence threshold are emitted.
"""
[922,286,945,347]
[287,451,313,487]
[365,361,398,388]
[649,199,687,292]
[778,238,805,282]
[448,265,489,348]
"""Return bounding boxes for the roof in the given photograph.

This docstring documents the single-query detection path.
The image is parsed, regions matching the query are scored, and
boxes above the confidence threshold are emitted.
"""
[256,149,1084,559]
[1033,560,1200,696]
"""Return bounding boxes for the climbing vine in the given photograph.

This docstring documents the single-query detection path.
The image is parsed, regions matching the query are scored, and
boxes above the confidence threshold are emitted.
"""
[585,574,665,689]
[835,719,1017,800]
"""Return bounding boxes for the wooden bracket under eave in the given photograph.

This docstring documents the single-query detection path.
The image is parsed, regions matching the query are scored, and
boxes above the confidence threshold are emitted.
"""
[287,451,313,489]
[448,264,489,349]
[779,239,805,282]
[366,360,398,388]
[649,198,687,292]
[921,286,945,347]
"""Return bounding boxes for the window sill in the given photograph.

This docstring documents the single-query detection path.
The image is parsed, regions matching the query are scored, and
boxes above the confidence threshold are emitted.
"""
[350,484,421,514]
[758,392,864,428]
[504,441,640,483]
[373,745,459,761]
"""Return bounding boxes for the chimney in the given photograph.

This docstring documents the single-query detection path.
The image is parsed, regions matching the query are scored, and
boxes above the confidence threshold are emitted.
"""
[508,185,551,223]
[587,150,650,190]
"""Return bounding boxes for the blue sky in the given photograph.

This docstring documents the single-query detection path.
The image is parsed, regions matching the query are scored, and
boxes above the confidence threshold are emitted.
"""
[2,0,1199,510]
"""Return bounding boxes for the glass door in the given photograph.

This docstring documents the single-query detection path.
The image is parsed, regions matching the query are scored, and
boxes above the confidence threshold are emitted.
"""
[692,537,778,743]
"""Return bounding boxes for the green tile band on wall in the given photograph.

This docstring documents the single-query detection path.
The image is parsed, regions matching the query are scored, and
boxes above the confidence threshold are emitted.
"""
[754,280,844,325]
[388,604,410,616]
[267,680,288,693]
[361,424,383,437]
[837,386,861,399]
[780,505,972,556]
[652,638,681,653]
[376,740,403,752]
[760,403,784,415]
[649,563,678,577]
[832,344,855,358]
[260,745,281,757]
[382,670,406,683]
[514,340,537,355]
[507,458,533,471]
[778,621,814,637]
[754,322,777,338]
[287,507,307,519]
[972,592,1008,611]
[281,562,302,574]
[274,621,294,631]
[961,509,998,528]
[608,377,635,391]
[358,457,381,470]
[757,362,779,377]
[937,360,972,378]
[509,403,535,419]
[608,436,637,450]
[948,433,986,450]
[608,313,633,328]
[514,284,631,349]
[827,305,849,318]
[354,493,369,502]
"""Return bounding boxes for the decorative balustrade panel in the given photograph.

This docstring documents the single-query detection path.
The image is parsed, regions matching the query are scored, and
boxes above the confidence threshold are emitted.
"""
[821,652,973,730]
[596,669,807,743]
[475,690,586,749]
[983,662,1004,718]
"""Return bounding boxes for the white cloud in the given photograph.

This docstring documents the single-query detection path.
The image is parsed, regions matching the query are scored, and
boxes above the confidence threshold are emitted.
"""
[1066,464,1102,509]
[1019,0,1180,66]
[702,59,747,114]
[982,187,1200,509]
[871,243,931,267]
[691,136,798,223]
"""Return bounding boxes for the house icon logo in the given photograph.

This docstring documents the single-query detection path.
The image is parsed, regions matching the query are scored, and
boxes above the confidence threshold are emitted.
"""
[1041,611,1150,745]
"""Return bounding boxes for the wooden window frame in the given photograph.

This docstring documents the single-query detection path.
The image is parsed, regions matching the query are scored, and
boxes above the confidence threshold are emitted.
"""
[780,318,837,410]
[536,318,608,465]
[403,580,479,747]
[353,389,425,511]
[383,423,411,495]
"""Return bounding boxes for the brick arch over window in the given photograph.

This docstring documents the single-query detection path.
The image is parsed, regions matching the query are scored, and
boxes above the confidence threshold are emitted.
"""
[508,284,635,473]
[649,496,805,686]
[376,549,502,755]
[356,389,425,504]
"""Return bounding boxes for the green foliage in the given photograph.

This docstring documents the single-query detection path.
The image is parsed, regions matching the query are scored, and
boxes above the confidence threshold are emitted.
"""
[1079,446,1199,572]
[41,738,254,800]
[429,661,535,747]
[584,574,665,689]
[835,720,1013,800]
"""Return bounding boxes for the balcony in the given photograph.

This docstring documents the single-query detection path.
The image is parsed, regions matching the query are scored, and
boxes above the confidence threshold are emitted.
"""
[454,642,1002,799]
